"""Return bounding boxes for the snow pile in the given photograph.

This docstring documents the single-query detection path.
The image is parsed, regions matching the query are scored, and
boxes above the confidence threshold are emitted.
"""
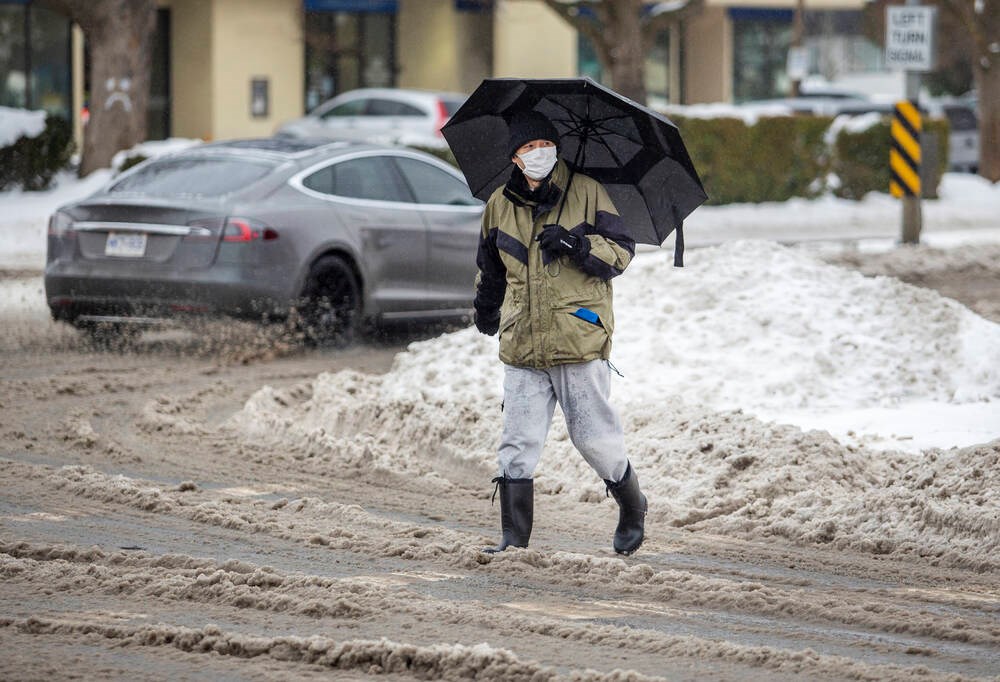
[660,102,794,126]
[0,106,46,147]
[381,240,1000,440]
[232,242,1000,567]
[612,241,1000,418]
[823,112,882,145]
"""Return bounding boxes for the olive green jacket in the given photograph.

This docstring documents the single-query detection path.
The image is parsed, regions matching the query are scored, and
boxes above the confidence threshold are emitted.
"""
[474,160,635,368]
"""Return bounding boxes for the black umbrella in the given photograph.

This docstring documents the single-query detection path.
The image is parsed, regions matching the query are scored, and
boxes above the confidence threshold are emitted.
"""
[441,77,707,263]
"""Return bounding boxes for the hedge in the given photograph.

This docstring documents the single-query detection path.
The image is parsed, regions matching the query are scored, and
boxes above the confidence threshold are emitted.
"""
[0,115,74,191]
[416,113,947,204]
[831,117,949,200]
[669,114,834,204]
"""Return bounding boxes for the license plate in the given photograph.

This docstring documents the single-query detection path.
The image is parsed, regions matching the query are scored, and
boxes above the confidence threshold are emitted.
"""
[105,232,147,257]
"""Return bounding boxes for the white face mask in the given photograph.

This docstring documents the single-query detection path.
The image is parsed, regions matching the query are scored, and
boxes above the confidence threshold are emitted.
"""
[517,146,558,180]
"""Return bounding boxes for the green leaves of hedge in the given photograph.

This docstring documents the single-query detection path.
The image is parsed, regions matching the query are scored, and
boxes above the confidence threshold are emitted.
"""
[0,115,74,192]
[670,114,949,204]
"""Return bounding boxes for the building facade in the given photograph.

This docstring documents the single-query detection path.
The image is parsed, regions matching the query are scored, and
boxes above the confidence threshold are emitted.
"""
[0,0,886,149]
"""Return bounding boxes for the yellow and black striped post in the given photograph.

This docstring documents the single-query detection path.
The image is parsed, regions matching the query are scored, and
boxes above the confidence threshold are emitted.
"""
[891,99,922,243]
[890,100,921,198]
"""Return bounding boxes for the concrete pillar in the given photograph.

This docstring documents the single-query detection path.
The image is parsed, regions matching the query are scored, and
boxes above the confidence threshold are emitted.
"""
[493,0,576,79]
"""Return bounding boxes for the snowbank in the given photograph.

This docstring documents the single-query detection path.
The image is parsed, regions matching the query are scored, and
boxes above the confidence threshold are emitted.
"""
[0,106,46,147]
[231,242,1000,568]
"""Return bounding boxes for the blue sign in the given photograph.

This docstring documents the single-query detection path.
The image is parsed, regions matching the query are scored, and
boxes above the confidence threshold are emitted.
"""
[304,0,397,13]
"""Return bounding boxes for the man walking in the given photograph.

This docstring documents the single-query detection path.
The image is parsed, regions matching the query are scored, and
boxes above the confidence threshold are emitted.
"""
[473,109,647,556]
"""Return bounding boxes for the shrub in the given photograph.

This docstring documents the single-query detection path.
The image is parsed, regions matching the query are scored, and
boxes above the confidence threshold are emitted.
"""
[0,114,74,191]
[663,114,834,205]
[832,116,949,200]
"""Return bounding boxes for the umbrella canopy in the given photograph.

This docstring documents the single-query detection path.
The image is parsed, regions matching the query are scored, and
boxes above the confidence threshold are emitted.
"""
[441,77,707,252]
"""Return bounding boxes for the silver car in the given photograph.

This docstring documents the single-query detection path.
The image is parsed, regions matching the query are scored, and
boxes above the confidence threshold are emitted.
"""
[276,88,466,149]
[45,138,483,343]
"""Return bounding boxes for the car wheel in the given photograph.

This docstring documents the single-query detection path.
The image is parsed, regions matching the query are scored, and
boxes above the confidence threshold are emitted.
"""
[295,255,361,347]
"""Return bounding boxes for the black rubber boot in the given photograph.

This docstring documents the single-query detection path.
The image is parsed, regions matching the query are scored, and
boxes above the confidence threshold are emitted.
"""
[483,475,533,553]
[604,462,647,556]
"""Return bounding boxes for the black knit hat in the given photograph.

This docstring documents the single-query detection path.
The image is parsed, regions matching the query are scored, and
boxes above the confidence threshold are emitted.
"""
[507,110,559,158]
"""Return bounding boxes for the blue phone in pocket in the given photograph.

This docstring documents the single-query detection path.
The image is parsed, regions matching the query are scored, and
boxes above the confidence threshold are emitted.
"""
[572,307,602,326]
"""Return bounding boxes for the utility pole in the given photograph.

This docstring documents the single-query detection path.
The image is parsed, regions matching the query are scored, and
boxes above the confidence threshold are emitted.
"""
[901,0,923,244]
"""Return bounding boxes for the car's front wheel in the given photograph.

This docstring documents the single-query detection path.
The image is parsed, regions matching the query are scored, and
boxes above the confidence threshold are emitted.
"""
[294,255,361,347]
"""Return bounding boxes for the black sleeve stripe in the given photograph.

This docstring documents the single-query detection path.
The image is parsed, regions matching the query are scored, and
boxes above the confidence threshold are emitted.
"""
[496,230,529,266]
[474,227,507,312]
[593,210,636,256]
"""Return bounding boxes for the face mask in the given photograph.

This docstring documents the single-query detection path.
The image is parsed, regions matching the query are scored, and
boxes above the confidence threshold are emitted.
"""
[517,146,558,180]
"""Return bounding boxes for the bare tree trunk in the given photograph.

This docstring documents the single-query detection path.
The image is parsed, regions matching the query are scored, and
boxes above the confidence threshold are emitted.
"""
[936,0,999,182]
[598,0,647,103]
[973,58,1000,181]
[540,0,703,105]
[37,0,156,176]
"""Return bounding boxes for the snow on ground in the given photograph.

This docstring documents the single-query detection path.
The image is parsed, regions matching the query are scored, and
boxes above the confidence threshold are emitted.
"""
[231,242,1000,567]
[676,172,1000,250]
[2,165,999,567]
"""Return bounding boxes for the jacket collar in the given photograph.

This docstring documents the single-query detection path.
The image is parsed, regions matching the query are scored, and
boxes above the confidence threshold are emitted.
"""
[502,159,568,219]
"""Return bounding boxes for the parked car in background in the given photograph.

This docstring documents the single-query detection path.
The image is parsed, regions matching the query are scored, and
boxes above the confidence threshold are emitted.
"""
[44,138,484,344]
[275,88,466,149]
[936,99,979,173]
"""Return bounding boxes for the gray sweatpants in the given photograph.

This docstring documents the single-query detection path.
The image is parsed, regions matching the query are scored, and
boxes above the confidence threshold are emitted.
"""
[497,359,629,482]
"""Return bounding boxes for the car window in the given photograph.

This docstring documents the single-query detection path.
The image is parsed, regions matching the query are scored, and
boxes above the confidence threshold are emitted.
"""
[393,157,480,206]
[367,99,424,117]
[302,157,412,203]
[321,99,367,119]
[443,98,465,116]
[302,165,335,194]
[944,106,977,132]
[109,157,276,197]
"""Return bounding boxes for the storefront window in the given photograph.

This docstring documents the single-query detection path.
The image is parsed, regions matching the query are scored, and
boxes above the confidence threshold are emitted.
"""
[0,1,71,117]
[1,3,29,108]
[731,9,792,102]
[29,3,71,118]
[803,10,883,80]
[304,8,395,112]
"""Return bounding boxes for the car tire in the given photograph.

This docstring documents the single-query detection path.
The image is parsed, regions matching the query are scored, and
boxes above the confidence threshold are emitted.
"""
[295,255,362,347]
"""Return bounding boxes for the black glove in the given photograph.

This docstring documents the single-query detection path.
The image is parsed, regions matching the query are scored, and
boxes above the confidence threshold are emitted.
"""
[537,224,585,259]
[474,308,500,336]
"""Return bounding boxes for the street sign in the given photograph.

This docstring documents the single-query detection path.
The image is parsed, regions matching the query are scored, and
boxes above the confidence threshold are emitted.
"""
[786,47,809,81]
[885,6,937,72]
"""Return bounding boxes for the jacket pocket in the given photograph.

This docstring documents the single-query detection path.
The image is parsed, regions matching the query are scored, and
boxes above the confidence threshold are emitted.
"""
[550,305,611,362]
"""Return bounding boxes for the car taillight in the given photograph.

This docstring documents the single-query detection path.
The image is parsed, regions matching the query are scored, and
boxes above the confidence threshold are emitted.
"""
[222,217,278,242]
[434,99,449,136]
[48,211,74,237]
